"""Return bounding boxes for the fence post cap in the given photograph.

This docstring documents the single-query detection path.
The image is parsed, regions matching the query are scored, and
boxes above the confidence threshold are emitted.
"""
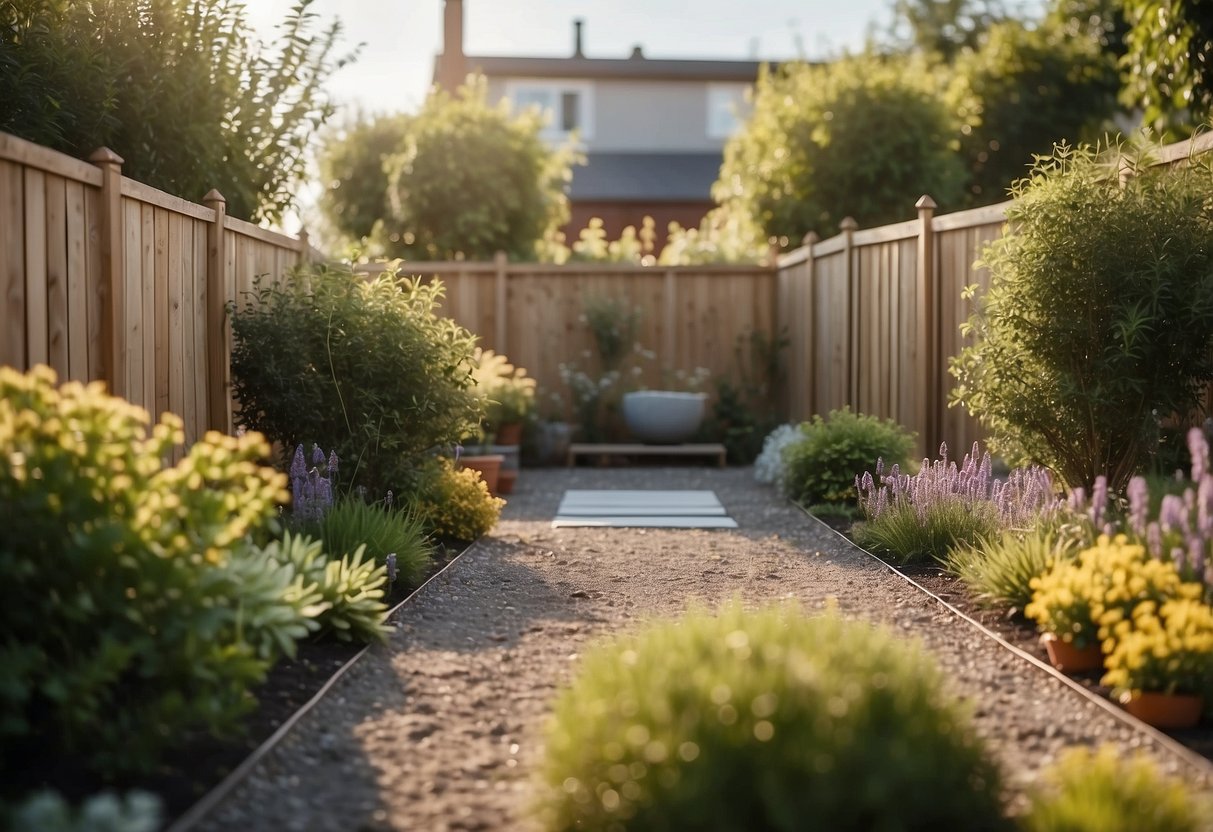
[839,216,858,232]
[88,147,124,166]
[802,231,819,247]
[203,189,227,206]
[915,195,937,210]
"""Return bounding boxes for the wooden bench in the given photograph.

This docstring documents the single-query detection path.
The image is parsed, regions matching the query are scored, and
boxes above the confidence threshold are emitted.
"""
[566,442,727,468]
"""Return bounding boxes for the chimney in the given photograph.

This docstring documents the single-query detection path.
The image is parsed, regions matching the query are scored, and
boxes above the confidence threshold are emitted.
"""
[437,0,466,91]
[573,19,584,58]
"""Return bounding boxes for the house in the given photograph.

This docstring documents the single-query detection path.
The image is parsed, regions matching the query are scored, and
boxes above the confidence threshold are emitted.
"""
[433,0,763,247]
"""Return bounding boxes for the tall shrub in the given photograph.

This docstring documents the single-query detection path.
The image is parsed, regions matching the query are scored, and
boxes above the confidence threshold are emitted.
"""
[951,141,1213,490]
[229,263,482,497]
[0,0,348,222]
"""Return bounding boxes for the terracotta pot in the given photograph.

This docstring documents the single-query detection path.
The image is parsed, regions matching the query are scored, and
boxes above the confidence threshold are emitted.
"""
[497,468,518,495]
[1041,633,1103,673]
[1121,690,1204,729]
[459,454,504,496]
[495,422,523,447]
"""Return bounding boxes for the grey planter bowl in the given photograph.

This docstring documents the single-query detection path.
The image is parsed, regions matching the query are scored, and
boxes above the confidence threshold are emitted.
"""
[622,390,707,444]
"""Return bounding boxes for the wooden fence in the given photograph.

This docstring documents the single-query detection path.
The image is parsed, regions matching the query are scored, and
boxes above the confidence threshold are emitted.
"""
[0,131,314,446]
[356,257,778,411]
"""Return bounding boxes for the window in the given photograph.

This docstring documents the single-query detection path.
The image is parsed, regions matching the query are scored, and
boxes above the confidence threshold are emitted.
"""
[505,80,594,140]
[707,83,751,139]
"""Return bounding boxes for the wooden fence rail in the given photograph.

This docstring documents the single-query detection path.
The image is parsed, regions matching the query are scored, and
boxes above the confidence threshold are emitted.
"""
[0,131,314,447]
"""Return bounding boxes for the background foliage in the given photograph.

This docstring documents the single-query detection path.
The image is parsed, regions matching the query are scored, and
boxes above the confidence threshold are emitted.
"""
[0,0,349,222]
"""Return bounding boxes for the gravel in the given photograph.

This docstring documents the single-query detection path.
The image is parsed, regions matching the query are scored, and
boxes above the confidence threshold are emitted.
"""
[196,466,1213,832]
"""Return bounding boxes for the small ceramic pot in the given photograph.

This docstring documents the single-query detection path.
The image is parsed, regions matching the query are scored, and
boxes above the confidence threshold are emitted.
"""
[459,454,504,496]
[1120,690,1204,730]
[1041,633,1103,673]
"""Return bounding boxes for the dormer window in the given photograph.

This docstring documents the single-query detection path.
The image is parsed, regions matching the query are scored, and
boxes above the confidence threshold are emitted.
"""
[506,79,594,140]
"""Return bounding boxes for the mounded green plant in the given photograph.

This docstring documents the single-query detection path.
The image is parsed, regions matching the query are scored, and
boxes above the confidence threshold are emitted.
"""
[0,365,301,776]
[781,408,916,505]
[946,527,1078,611]
[537,601,1007,831]
[4,789,161,832]
[1021,746,1207,832]
[260,531,391,644]
[950,140,1213,491]
[470,348,537,430]
[410,457,504,542]
[853,499,1000,565]
[314,494,432,589]
[230,262,482,498]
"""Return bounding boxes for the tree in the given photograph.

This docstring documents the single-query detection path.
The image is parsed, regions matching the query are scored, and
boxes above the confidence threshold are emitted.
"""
[1120,0,1213,135]
[378,76,576,261]
[0,0,349,222]
[951,142,1213,490]
[317,112,413,244]
[715,55,965,240]
[889,0,1008,60]
[948,20,1120,205]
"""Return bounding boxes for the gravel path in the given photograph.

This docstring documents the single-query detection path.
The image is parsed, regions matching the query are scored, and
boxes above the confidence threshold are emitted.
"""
[198,467,1213,832]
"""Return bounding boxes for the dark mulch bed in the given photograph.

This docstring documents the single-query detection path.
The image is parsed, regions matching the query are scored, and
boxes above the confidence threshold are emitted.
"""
[812,510,1213,763]
[12,542,464,826]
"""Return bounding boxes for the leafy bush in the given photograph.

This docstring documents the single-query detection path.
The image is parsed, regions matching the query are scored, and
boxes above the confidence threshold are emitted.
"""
[4,790,161,832]
[950,141,1213,490]
[854,442,1060,565]
[1022,746,1206,832]
[410,458,504,542]
[0,366,300,775]
[262,532,390,644]
[0,0,348,223]
[946,527,1077,611]
[716,54,965,240]
[230,263,482,498]
[315,494,432,589]
[781,408,915,505]
[378,75,576,260]
[317,112,413,245]
[537,601,1007,831]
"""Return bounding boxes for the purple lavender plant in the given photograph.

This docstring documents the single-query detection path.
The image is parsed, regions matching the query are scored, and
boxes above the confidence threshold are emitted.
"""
[289,443,338,523]
[856,441,1060,530]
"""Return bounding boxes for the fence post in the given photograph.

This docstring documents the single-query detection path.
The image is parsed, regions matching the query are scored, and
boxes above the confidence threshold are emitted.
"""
[203,189,231,435]
[840,216,858,407]
[915,195,938,458]
[663,267,677,375]
[297,226,312,265]
[800,231,818,419]
[493,251,508,355]
[88,147,125,397]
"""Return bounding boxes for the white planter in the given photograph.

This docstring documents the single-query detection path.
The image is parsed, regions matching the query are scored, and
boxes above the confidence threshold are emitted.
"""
[622,391,707,444]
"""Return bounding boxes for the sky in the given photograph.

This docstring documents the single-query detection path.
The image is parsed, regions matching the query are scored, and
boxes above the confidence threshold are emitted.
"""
[247,0,902,118]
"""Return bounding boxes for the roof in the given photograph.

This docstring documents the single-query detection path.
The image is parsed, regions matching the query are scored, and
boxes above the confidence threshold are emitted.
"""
[569,152,723,201]
[464,54,765,83]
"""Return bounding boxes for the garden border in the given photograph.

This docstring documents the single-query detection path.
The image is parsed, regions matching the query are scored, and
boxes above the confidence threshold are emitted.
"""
[795,503,1213,777]
[164,538,484,832]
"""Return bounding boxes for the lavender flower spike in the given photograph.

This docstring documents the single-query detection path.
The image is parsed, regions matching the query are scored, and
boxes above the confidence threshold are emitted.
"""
[290,445,307,479]
[1190,426,1210,482]
[328,450,340,478]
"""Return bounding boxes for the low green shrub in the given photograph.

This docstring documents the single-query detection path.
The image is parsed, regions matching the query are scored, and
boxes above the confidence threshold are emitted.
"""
[1021,746,1206,832]
[0,366,300,776]
[781,408,915,505]
[946,527,1076,611]
[230,262,482,498]
[537,601,1007,831]
[260,531,391,644]
[853,500,1000,565]
[410,457,504,541]
[315,494,432,588]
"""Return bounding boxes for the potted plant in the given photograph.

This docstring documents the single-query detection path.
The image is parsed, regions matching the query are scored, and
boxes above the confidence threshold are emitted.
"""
[457,428,505,497]
[1101,596,1213,729]
[1024,559,1104,672]
[471,348,536,447]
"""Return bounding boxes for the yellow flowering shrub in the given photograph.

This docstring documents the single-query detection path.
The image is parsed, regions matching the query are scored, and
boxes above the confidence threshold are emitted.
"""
[411,457,504,541]
[1025,536,1190,649]
[1101,598,1213,696]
